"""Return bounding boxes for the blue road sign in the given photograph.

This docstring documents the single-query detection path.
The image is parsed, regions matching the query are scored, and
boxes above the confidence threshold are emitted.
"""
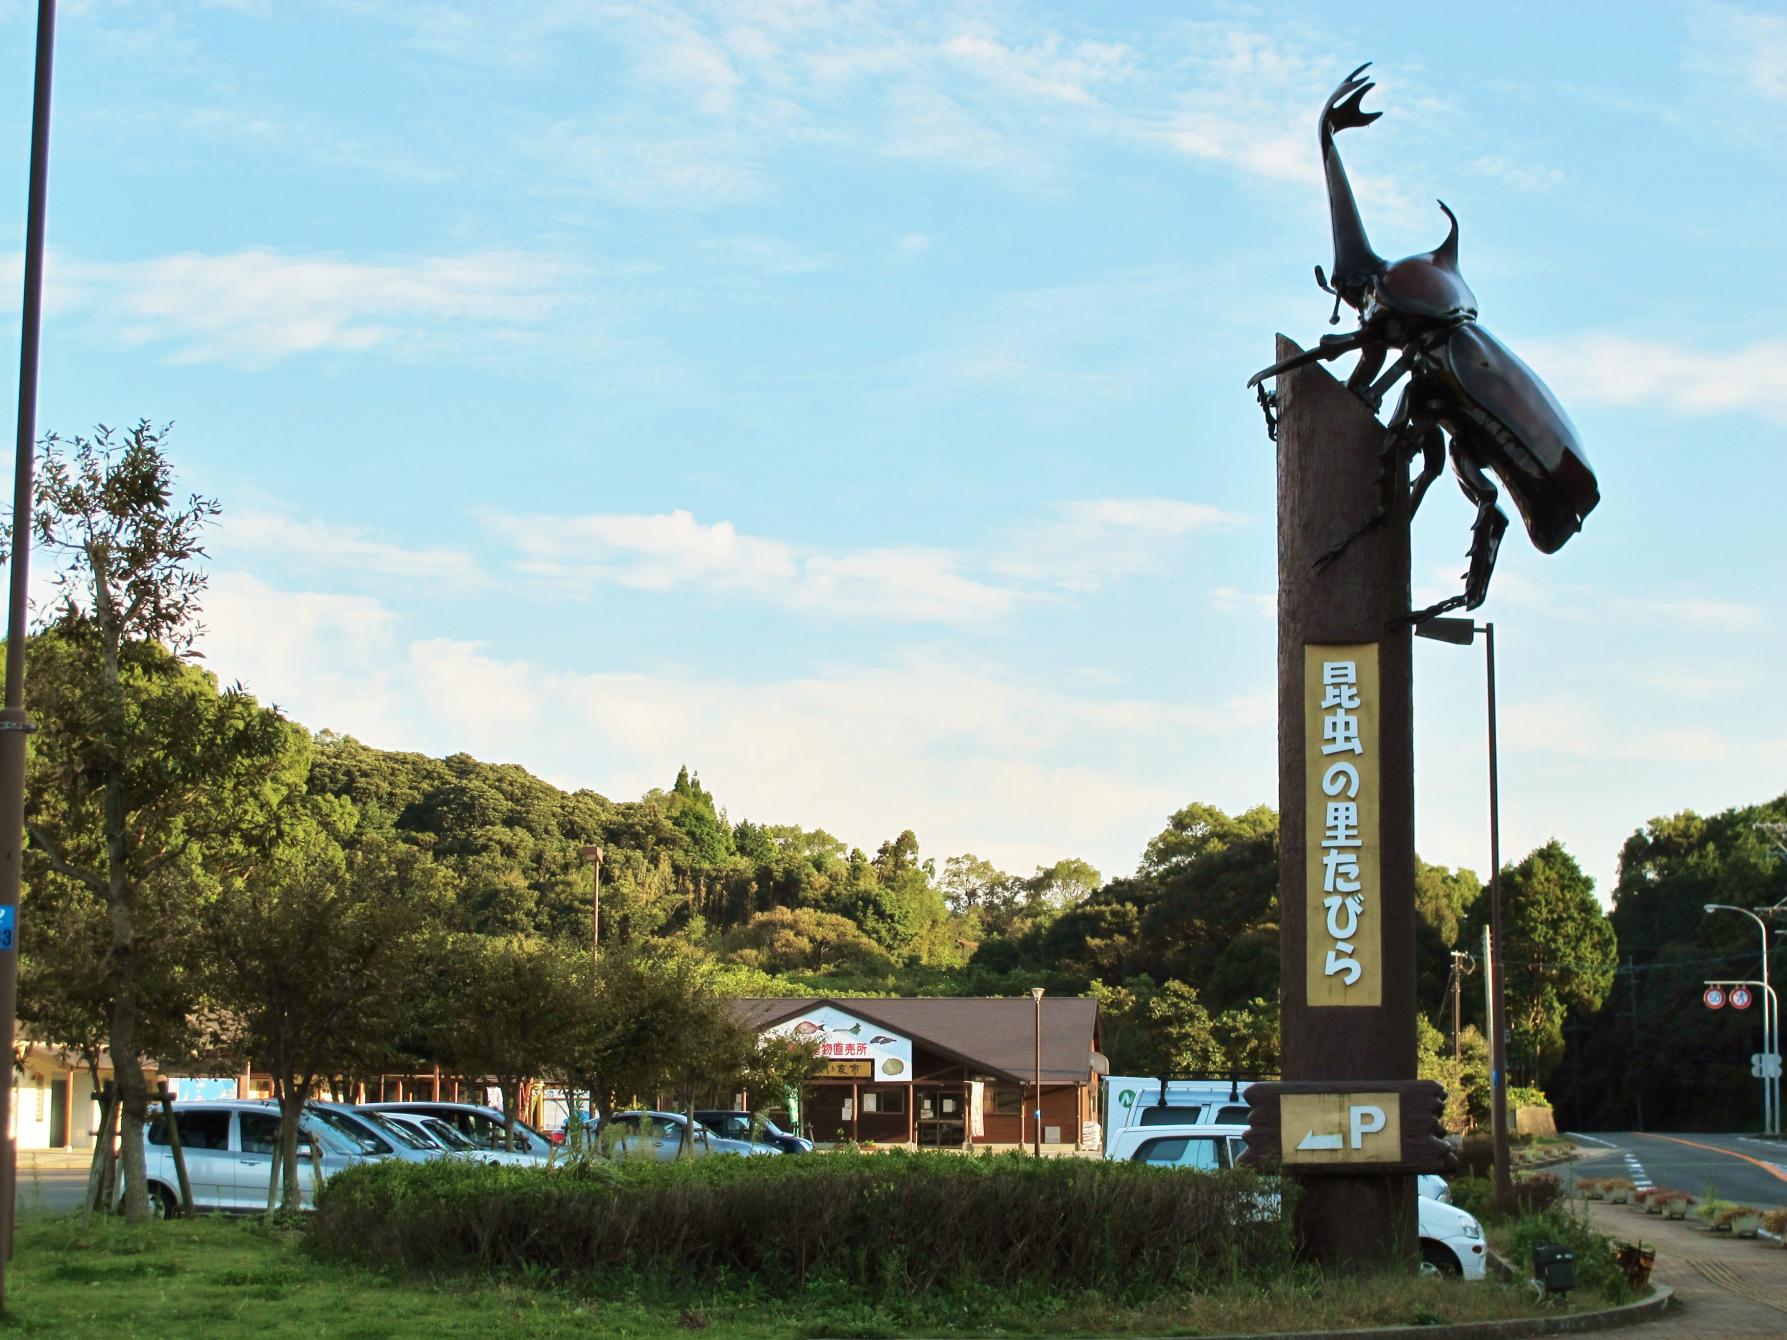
[0,904,14,951]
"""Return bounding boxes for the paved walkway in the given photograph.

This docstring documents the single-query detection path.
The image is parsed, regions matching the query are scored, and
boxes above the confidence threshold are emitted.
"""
[1586,1198,1787,1339]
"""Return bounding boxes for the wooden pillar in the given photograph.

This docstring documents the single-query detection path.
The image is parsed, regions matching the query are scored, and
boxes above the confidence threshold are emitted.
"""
[1274,339,1418,1268]
[62,1070,73,1149]
[907,1087,915,1147]
[851,1082,859,1144]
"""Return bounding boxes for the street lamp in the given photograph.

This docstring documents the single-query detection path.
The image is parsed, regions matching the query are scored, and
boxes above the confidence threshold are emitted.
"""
[581,845,604,962]
[1704,903,1778,1137]
[1414,615,1512,1208]
[1031,987,1044,1157]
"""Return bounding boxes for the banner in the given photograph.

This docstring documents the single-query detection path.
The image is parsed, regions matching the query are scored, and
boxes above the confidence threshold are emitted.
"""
[1304,643,1382,1006]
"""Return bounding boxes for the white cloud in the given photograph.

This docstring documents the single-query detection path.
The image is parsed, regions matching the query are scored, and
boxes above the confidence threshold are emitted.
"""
[45,247,583,368]
[1211,586,1276,620]
[1506,694,1730,764]
[1527,332,1787,424]
[196,572,405,733]
[216,510,488,591]
[1689,3,1787,103]
[491,496,1246,625]
[1467,154,1563,192]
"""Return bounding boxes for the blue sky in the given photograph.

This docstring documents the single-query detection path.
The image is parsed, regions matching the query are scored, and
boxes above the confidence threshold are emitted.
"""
[2,1,1782,901]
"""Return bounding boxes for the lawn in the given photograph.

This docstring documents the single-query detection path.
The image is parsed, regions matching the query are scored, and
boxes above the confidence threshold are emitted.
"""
[1,1214,1604,1339]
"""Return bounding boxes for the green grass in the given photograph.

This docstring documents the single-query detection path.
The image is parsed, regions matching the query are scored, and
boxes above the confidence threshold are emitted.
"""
[1,1213,1604,1339]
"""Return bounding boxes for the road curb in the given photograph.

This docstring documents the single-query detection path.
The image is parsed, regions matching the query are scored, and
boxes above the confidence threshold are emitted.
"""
[876,1285,1675,1340]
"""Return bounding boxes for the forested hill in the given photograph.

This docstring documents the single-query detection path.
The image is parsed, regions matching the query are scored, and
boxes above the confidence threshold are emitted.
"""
[303,732,1787,1126]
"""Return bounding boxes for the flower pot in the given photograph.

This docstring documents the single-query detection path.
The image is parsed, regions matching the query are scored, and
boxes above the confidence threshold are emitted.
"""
[1664,1197,1689,1220]
[1731,1213,1761,1239]
[1644,1199,1662,1215]
[1610,1189,1630,1204]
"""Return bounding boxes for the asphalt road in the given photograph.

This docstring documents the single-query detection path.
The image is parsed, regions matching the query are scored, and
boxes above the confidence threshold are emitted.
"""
[1566,1131,1787,1211]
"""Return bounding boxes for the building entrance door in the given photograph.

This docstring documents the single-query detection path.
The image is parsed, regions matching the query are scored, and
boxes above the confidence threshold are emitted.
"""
[48,1078,68,1147]
[914,1085,965,1147]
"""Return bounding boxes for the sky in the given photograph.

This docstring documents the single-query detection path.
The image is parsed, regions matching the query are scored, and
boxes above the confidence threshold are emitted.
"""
[0,0,1782,904]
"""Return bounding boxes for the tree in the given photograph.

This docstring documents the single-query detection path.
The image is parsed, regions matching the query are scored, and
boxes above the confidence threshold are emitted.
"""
[1481,841,1616,1084]
[16,423,296,1219]
[721,906,893,975]
[208,816,447,1208]
[425,934,589,1148]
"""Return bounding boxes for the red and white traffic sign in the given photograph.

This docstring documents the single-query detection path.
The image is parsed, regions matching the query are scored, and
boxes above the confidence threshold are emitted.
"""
[1730,986,1753,1010]
[1704,987,1726,1009]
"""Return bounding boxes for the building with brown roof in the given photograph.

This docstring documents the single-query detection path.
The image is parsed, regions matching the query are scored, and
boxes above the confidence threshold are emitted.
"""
[728,996,1107,1151]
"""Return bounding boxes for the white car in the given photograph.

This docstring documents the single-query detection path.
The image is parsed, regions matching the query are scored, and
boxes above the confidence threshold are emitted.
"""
[376,1109,543,1167]
[603,1110,782,1159]
[362,1101,554,1160]
[1111,1122,1486,1280]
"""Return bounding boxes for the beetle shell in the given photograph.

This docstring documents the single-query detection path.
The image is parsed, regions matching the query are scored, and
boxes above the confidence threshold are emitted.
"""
[1377,256,1477,323]
[1436,323,1598,553]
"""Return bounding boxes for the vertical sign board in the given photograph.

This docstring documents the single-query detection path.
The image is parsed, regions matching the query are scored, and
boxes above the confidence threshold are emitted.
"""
[1304,643,1381,1007]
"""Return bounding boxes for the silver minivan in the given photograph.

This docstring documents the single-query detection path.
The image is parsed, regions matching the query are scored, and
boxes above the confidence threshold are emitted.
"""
[132,1100,368,1215]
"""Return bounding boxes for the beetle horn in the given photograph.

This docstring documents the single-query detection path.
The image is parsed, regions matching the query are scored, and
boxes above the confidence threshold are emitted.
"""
[1433,200,1461,273]
[1320,63,1384,299]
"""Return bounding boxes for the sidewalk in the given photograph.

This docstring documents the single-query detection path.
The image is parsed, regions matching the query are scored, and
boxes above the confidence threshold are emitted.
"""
[1586,1199,1787,1339]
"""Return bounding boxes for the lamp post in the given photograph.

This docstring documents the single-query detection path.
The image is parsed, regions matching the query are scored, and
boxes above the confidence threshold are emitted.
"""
[0,0,57,1305]
[1414,615,1511,1209]
[1704,904,1777,1137]
[1030,987,1044,1157]
[580,845,604,963]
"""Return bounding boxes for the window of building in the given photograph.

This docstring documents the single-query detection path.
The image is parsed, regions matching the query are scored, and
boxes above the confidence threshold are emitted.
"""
[860,1087,906,1115]
[992,1086,1022,1115]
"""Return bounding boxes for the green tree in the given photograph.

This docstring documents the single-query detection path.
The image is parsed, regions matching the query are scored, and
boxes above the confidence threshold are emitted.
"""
[1481,841,1616,1084]
[208,816,448,1208]
[16,425,297,1220]
[721,906,893,975]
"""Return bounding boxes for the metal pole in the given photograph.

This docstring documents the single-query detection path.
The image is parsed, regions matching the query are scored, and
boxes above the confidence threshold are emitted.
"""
[1707,905,1775,1136]
[0,1,57,1303]
[1484,621,1512,1210]
[1031,987,1043,1157]
[581,844,603,963]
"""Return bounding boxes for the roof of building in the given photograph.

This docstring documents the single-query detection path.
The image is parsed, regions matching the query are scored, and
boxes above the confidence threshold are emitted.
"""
[727,996,1104,1086]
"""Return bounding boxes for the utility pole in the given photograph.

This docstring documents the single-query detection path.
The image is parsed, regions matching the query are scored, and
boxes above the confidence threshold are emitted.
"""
[1448,949,1472,1060]
[580,845,603,963]
[0,0,57,1310]
[1625,957,1644,1132]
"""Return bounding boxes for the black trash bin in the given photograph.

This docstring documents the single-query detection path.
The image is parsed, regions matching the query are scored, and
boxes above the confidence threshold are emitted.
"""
[1532,1243,1575,1296]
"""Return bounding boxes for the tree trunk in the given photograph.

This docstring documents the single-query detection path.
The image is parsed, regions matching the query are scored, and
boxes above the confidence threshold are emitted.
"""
[499,1077,519,1151]
[277,1085,306,1211]
[106,786,150,1221]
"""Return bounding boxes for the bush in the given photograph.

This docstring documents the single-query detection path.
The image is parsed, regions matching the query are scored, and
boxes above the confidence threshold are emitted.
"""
[1496,1204,1630,1303]
[311,1152,1295,1300]
[1457,1134,1494,1178]
[1510,1173,1562,1215]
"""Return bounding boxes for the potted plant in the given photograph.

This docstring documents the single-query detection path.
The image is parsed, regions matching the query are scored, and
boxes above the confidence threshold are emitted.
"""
[1760,1208,1787,1245]
[1718,1206,1762,1238]
[1579,1177,1605,1200]
[1635,1188,1663,1214]
[1613,1240,1655,1289]
[1662,1191,1694,1220]
[1606,1178,1634,1205]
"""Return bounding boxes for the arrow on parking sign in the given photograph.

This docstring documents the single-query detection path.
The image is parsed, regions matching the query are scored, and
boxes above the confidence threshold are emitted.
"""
[1296,1129,1344,1151]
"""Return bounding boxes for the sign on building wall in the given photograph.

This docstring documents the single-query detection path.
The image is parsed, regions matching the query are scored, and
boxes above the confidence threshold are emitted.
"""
[1304,643,1382,1007]
[765,1006,913,1082]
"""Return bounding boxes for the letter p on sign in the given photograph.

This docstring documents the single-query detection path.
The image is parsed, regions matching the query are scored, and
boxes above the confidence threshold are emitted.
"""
[1349,1104,1386,1148]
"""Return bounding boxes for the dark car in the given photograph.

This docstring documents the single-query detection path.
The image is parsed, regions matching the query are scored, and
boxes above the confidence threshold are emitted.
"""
[693,1109,812,1154]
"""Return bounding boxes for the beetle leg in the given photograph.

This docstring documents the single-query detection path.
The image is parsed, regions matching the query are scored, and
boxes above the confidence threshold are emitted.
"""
[1405,442,1509,623]
[1246,330,1373,389]
[1344,343,1386,398]
[1406,416,1445,521]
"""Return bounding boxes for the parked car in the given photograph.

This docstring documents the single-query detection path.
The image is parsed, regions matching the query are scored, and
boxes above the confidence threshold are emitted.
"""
[603,1110,781,1160]
[1110,1122,1486,1281]
[692,1109,813,1154]
[304,1101,440,1163]
[376,1109,543,1167]
[361,1101,553,1160]
[128,1100,367,1215]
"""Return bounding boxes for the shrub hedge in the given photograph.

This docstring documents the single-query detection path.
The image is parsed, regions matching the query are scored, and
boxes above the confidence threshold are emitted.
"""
[310,1152,1295,1299]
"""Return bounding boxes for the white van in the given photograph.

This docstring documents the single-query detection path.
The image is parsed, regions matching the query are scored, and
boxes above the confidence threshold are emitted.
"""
[1111,1120,1484,1278]
[1103,1075,1252,1144]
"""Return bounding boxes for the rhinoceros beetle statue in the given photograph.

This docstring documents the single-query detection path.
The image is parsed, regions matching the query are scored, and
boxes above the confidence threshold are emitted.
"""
[1248,64,1598,624]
